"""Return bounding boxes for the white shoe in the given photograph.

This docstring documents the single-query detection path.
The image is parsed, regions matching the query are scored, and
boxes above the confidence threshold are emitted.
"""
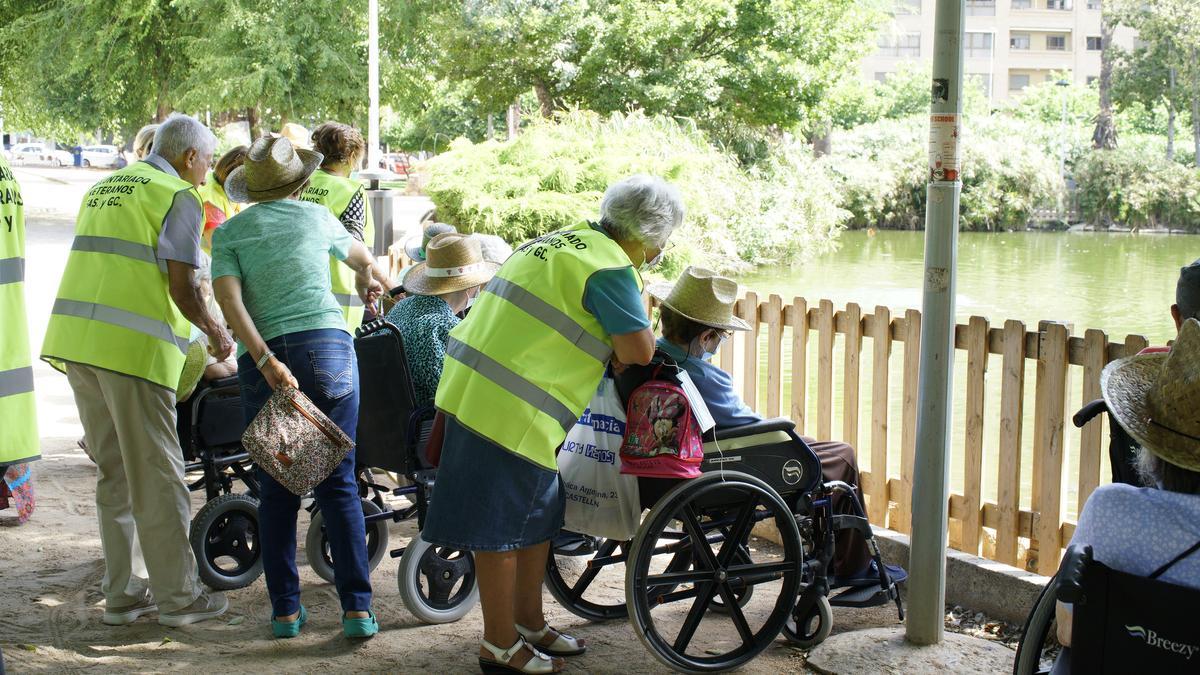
[158,591,228,627]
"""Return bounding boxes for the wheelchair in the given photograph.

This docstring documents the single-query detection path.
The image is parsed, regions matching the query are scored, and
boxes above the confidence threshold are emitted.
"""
[176,376,263,590]
[546,363,904,672]
[1012,398,1178,675]
[302,318,480,624]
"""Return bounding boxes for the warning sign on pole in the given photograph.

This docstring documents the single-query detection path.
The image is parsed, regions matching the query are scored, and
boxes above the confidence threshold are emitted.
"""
[928,113,960,182]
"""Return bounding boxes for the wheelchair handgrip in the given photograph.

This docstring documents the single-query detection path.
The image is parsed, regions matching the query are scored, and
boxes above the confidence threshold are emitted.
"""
[1055,543,1093,604]
[1072,399,1107,429]
[355,319,403,339]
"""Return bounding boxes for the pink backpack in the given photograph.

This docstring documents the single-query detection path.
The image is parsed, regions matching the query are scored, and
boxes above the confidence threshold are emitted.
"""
[619,377,704,479]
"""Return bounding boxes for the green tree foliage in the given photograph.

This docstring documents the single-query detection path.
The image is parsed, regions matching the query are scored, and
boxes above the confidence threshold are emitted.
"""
[421,111,847,273]
[1074,144,1200,230]
[0,0,194,135]
[388,0,883,141]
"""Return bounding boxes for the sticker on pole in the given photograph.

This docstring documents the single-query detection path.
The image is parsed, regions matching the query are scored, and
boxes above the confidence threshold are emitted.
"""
[928,113,960,182]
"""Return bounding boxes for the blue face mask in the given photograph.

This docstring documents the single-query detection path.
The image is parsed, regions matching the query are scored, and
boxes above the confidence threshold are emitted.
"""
[699,333,726,361]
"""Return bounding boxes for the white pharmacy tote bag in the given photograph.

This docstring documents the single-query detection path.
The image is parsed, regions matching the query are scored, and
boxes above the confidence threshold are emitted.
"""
[559,376,642,540]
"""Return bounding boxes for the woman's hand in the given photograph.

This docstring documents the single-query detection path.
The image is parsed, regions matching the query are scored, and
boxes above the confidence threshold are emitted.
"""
[261,356,299,391]
[356,270,385,310]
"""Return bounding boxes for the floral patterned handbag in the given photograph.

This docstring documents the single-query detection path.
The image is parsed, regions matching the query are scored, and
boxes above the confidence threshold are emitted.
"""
[242,385,354,496]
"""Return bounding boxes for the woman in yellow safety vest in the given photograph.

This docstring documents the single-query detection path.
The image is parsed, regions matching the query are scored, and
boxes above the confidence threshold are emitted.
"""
[427,176,682,673]
[302,122,393,329]
[198,146,247,252]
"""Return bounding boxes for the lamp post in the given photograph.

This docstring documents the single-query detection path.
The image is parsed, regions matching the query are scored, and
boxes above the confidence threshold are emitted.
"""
[1056,79,1070,219]
[367,0,381,171]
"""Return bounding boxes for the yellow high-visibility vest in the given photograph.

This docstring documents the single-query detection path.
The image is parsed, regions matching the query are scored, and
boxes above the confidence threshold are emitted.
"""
[42,161,200,390]
[0,154,39,464]
[300,169,374,329]
[435,222,639,470]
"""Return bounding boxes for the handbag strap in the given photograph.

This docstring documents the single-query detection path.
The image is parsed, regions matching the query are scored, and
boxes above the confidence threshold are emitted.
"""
[1149,538,1200,579]
[284,389,350,448]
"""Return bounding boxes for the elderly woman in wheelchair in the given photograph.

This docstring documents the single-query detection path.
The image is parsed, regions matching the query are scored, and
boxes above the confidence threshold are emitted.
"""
[1015,319,1200,675]
[546,268,904,672]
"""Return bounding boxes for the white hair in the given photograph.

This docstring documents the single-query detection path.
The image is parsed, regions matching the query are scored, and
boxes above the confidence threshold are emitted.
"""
[472,233,514,265]
[599,175,684,248]
[152,113,217,163]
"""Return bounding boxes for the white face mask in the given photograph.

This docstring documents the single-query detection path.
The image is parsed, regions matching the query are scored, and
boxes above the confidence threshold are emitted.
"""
[464,289,478,309]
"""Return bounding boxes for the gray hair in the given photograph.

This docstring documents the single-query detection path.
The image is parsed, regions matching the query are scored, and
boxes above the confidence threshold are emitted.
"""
[133,124,159,159]
[599,175,684,248]
[1136,446,1200,495]
[152,113,217,163]
[472,233,513,266]
[1177,258,1200,321]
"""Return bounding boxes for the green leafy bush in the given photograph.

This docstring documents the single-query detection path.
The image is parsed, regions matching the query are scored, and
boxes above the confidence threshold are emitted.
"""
[1074,145,1200,230]
[423,110,848,273]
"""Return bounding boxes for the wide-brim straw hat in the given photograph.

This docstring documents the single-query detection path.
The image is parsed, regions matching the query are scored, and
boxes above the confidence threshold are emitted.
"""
[405,222,458,262]
[272,122,312,149]
[649,266,751,332]
[225,136,323,203]
[1101,317,1200,473]
[402,232,500,296]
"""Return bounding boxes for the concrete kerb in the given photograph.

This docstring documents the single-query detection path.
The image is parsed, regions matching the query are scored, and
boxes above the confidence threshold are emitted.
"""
[806,626,1016,674]
[751,522,1049,625]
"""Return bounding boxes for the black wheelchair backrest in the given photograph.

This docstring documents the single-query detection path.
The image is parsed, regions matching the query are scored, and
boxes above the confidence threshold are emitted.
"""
[1059,543,1200,673]
[700,418,822,498]
[1074,399,1143,487]
[354,319,426,474]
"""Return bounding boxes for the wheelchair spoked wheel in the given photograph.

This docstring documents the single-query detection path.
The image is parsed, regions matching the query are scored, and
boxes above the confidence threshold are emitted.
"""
[625,471,803,673]
[190,493,264,590]
[706,545,755,614]
[546,534,693,622]
[1013,573,1061,675]
[397,532,480,624]
[305,498,389,584]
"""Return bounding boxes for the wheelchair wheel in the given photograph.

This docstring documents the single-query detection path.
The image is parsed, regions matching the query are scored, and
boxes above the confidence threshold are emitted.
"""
[190,493,263,590]
[1014,573,1061,675]
[397,532,479,624]
[547,533,695,622]
[305,498,389,585]
[707,545,755,614]
[625,471,803,673]
[782,595,833,648]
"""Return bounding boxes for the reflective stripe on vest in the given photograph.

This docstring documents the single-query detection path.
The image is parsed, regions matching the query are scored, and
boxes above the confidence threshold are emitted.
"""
[484,277,612,363]
[436,223,639,470]
[446,338,579,433]
[0,366,34,398]
[0,256,24,284]
[71,235,167,271]
[333,292,365,308]
[52,298,190,353]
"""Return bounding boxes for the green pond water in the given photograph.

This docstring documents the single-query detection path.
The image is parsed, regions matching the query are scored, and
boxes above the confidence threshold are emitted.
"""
[725,230,1196,523]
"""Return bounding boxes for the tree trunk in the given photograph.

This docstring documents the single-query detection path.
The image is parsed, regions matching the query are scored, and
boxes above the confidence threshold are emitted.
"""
[811,127,832,157]
[154,78,171,122]
[1093,9,1118,150]
[1166,62,1176,161]
[506,101,521,139]
[533,80,555,119]
[1192,48,1199,169]
[246,106,261,140]
[487,113,495,139]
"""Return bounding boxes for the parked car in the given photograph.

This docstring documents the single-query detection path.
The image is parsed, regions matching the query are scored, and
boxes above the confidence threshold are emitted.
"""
[81,144,123,168]
[380,153,412,178]
[10,142,73,167]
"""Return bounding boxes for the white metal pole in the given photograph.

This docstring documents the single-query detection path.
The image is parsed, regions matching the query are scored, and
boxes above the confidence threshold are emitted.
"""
[905,0,965,646]
[368,0,381,170]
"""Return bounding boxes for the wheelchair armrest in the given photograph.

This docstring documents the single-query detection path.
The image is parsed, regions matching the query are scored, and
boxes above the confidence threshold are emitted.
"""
[207,375,240,390]
[1073,399,1107,429]
[710,417,797,442]
[1055,543,1093,604]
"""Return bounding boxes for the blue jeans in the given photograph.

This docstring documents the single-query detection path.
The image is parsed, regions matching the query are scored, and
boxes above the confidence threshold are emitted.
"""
[238,328,372,617]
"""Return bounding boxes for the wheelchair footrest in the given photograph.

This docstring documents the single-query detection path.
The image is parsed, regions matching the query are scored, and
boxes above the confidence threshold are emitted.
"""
[829,583,896,609]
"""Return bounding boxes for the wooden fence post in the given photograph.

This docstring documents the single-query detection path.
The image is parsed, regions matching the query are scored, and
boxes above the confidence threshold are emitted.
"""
[766,295,784,418]
[868,306,892,525]
[720,301,736,374]
[1077,329,1108,511]
[741,292,760,410]
[1032,321,1070,575]
[899,309,921,534]
[960,316,989,555]
[791,298,809,434]
[843,303,863,449]
[995,320,1026,567]
[817,300,835,441]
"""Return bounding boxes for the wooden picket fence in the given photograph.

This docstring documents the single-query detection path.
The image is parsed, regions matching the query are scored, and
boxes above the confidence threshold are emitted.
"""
[714,293,1149,576]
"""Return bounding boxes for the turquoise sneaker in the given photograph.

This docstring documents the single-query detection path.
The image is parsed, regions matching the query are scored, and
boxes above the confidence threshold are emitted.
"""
[342,610,378,638]
[271,605,307,639]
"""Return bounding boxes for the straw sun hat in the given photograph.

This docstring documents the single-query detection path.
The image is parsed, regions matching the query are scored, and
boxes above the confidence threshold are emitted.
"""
[1101,317,1200,473]
[224,136,323,203]
[401,232,500,296]
[649,266,751,332]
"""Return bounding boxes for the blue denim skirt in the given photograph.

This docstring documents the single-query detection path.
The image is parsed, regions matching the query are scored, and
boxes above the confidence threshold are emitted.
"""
[421,417,564,552]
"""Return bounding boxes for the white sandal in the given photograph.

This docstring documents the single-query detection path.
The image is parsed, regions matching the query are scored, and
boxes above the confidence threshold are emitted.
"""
[479,636,557,674]
[516,622,587,657]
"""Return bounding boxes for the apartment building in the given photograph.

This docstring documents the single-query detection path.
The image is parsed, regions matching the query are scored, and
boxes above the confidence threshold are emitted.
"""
[861,0,1137,102]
